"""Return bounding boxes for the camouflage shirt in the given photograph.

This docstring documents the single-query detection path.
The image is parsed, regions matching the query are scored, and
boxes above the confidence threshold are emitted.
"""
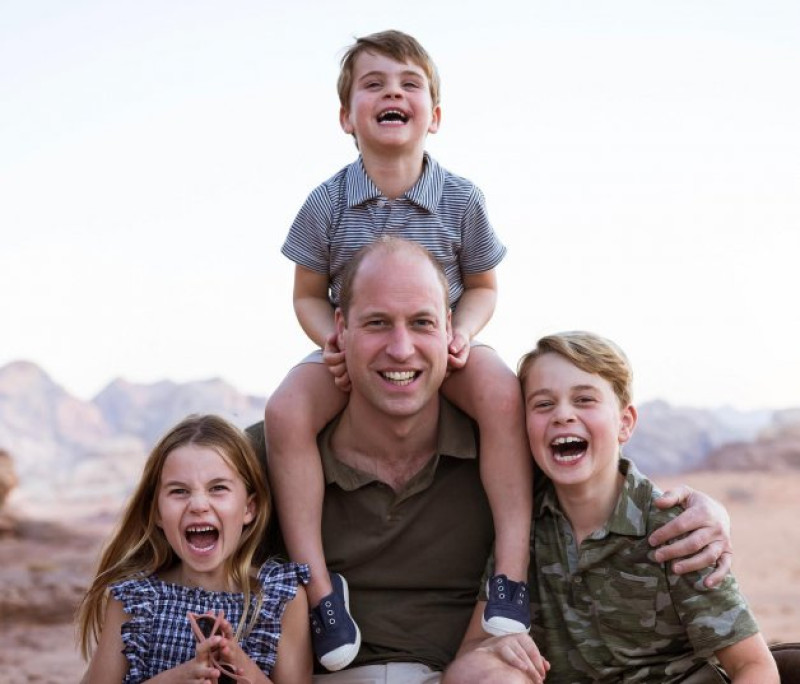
[530,457,759,683]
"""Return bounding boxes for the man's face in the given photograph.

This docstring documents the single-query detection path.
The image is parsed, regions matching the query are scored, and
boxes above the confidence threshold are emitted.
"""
[336,248,451,419]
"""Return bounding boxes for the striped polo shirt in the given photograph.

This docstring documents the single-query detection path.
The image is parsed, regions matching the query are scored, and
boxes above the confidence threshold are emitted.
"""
[281,153,506,307]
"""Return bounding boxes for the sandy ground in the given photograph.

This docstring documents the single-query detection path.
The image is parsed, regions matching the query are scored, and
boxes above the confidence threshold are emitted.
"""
[1,470,798,683]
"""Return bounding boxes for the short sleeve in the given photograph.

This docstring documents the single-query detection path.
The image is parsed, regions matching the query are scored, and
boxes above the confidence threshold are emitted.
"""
[670,569,760,658]
[110,578,156,684]
[281,183,337,275]
[458,184,506,275]
[244,561,310,674]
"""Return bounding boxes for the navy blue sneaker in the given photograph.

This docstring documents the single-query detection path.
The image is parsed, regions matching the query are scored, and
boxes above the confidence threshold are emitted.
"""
[309,573,361,671]
[482,574,531,636]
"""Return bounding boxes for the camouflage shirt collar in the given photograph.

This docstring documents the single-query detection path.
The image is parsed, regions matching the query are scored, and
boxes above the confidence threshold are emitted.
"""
[536,456,653,538]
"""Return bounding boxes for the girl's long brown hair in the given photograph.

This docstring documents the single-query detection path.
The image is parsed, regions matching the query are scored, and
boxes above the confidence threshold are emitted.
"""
[76,414,271,660]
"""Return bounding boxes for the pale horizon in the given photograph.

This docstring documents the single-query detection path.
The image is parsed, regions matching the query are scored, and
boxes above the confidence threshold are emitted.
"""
[2,0,798,412]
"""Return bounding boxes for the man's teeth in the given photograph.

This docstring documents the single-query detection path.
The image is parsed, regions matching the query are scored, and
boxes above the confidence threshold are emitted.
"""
[383,371,416,385]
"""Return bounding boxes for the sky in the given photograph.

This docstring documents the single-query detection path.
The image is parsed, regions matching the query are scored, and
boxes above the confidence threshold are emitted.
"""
[2,0,798,411]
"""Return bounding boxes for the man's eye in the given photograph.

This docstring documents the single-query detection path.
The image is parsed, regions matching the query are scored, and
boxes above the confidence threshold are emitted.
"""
[414,319,434,327]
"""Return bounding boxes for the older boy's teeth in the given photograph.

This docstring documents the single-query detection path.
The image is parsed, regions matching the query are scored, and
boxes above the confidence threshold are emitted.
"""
[382,371,416,385]
[551,436,587,460]
[551,436,583,446]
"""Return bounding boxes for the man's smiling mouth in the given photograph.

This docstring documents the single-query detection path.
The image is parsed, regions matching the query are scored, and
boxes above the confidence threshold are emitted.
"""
[381,370,418,386]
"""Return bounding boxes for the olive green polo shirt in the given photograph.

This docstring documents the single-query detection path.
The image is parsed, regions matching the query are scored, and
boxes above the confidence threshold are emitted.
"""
[530,457,759,683]
[316,398,494,672]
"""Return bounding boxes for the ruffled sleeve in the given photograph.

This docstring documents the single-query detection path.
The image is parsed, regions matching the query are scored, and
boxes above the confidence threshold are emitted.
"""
[244,561,310,674]
[110,576,158,684]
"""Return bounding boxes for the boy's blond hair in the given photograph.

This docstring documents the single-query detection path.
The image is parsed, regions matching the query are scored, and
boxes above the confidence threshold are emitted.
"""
[337,29,441,109]
[518,331,633,408]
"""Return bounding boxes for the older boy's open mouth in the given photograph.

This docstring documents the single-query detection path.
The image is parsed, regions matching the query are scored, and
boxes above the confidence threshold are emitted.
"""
[377,109,409,123]
[186,525,219,550]
[551,436,588,462]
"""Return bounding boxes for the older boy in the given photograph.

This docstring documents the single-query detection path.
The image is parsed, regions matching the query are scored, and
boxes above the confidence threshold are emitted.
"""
[517,332,777,682]
[265,31,533,670]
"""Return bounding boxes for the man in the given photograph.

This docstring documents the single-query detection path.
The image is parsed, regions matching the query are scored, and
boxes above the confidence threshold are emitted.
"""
[250,236,735,683]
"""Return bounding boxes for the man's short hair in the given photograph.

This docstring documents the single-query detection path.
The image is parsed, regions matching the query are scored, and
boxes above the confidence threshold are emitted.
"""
[337,29,441,109]
[338,236,449,322]
[518,331,634,407]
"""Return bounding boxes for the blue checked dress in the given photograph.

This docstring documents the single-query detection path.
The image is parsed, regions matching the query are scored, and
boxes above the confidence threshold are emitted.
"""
[110,561,309,683]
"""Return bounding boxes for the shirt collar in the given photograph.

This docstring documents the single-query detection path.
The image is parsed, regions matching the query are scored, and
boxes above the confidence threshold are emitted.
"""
[536,456,653,538]
[319,397,477,493]
[346,153,444,214]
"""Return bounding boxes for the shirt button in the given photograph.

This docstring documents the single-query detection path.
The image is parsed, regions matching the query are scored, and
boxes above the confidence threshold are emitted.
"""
[574,576,583,584]
[377,199,386,208]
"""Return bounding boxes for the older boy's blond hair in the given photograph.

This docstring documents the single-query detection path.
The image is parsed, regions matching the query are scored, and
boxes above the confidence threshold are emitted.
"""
[518,331,634,408]
[337,29,441,109]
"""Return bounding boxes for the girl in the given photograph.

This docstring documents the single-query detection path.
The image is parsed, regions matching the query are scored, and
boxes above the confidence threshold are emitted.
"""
[77,414,312,683]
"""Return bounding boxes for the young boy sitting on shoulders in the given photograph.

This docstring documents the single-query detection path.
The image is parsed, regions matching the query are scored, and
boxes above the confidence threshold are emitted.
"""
[265,30,533,671]
[519,331,778,683]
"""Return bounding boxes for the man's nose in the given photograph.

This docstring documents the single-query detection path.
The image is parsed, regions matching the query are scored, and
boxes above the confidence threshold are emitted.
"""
[386,326,414,359]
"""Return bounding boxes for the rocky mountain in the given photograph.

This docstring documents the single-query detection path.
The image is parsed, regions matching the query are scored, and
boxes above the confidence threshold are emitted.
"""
[0,361,265,518]
[623,400,774,475]
[1,360,798,520]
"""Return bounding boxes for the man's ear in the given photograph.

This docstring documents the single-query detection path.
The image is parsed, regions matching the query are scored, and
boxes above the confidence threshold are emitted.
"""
[445,309,453,346]
[618,404,638,444]
[335,307,347,351]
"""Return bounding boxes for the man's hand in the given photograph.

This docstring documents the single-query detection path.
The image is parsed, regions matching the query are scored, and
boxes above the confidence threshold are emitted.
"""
[649,485,733,587]
[323,332,350,391]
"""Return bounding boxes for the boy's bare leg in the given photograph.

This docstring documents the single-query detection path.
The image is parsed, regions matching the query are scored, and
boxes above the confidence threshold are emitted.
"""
[442,346,533,585]
[265,362,348,606]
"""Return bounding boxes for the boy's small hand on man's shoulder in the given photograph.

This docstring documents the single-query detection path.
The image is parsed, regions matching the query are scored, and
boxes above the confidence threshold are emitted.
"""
[447,330,471,370]
[323,333,350,391]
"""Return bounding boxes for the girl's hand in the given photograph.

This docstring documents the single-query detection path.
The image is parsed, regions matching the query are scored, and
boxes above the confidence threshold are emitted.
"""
[323,333,350,391]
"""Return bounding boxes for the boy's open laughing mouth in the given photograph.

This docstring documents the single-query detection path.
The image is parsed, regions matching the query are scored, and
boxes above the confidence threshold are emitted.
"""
[551,436,588,463]
[377,109,409,124]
